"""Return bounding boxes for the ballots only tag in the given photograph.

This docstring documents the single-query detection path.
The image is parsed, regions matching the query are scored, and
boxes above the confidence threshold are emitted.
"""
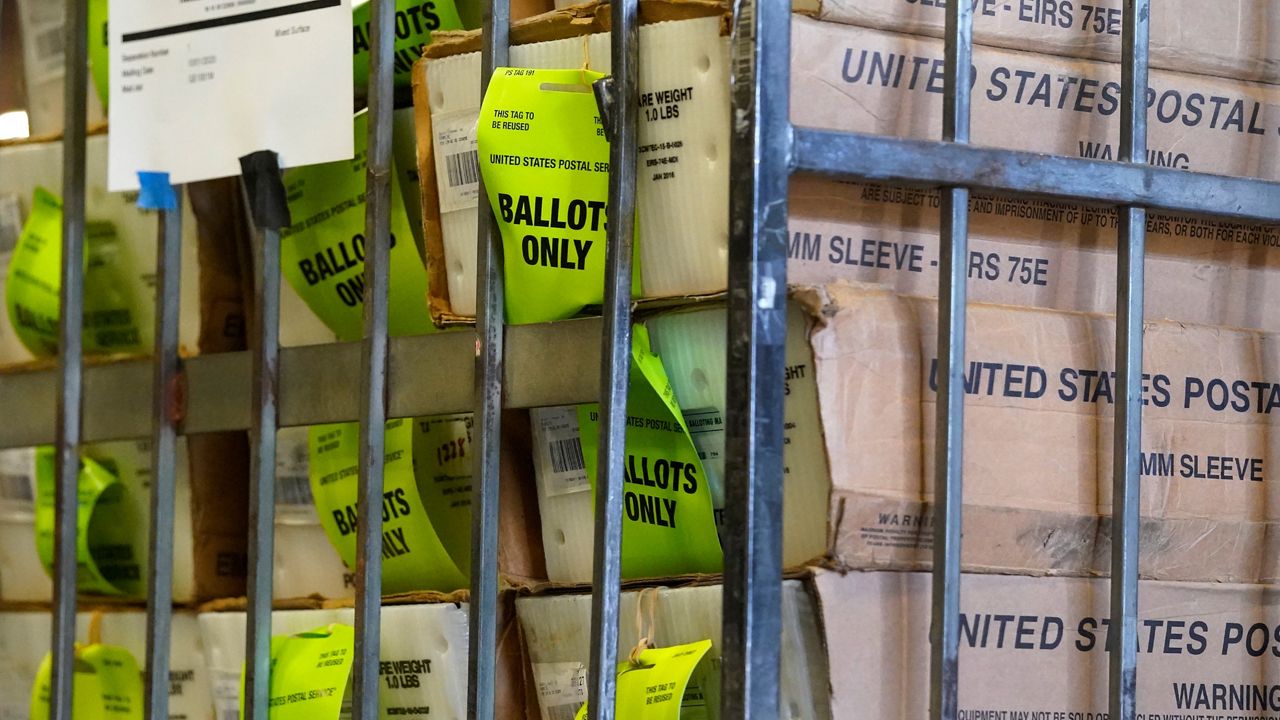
[281,111,435,342]
[410,414,476,573]
[239,625,356,720]
[575,640,713,720]
[5,189,146,357]
[34,450,141,597]
[30,644,144,720]
[477,67,638,324]
[579,327,722,578]
[308,418,469,594]
[352,0,465,92]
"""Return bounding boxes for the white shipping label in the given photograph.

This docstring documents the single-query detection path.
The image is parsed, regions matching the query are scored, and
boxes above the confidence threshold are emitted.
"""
[682,408,724,499]
[275,428,316,524]
[0,448,36,519]
[0,194,24,253]
[211,668,240,720]
[532,661,588,720]
[532,407,590,498]
[106,0,354,190]
[431,107,480,214]
[18,1,67,85]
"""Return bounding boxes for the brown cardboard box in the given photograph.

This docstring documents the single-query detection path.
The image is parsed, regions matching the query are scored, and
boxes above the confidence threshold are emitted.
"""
[815,568,1280,719]
[796,0,1280,85]
[791,283,1276,582]
[414,5,1280,325]
[789,176,1280,334]
[792,16,1280,180]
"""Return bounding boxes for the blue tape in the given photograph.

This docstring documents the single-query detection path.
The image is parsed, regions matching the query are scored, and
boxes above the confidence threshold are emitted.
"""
[136,171,177,211]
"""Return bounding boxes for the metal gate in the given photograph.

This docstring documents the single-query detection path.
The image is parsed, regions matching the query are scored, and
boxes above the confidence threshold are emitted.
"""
[9,0,1280,720]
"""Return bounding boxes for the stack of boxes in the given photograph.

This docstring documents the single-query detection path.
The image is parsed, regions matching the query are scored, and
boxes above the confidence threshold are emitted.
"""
[5,0,1280,718]
[409,1,1280,718]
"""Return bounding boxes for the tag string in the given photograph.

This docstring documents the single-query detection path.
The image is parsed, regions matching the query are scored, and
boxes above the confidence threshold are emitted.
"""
[88,610,104,646]
[629,587,660,665]
[580,34,592,85]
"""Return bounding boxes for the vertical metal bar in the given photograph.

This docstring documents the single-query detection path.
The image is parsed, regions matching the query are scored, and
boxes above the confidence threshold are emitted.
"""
[143,197,183,720]
[50,1,88,718]
[466,0,509,713]
[584,5,640,720]
[930,2,972,720]
[352,1,395,718]
[720,0,790,713]
[1110,3,1148,720]
[242,210,280,720]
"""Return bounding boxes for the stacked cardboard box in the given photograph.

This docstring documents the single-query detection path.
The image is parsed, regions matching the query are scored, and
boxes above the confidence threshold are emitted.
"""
[410,2,1280,717]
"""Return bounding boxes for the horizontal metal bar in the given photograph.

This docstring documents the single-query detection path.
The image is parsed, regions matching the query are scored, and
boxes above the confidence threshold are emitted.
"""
[0,319,604,448]
[792,128,1280,224]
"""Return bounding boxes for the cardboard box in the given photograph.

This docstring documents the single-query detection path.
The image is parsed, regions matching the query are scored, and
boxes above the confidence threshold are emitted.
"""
[414,2,729,320]
[817,569,1280,719]
[532,284,1280,583]
[795,0,1280,85]
[0,608,214,720]
[416,5,1280,326]
[198,596,528,720]
[0,132,204,363]
[516,580,831,720]
[789,177,1280,333]
[792,16,1280,180]
[270,411,546,600]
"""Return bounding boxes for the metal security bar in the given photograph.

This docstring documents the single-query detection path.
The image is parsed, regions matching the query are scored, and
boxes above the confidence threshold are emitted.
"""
[352,1,397,718]
[22,0,1280,719]
[586,2,640,720]
[50,1,89,719]
[142,192,183,720]
[466,0,509,712]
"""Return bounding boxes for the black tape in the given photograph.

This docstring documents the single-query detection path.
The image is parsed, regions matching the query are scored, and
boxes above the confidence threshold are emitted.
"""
[238,150,292,231]
[592,76,615,144]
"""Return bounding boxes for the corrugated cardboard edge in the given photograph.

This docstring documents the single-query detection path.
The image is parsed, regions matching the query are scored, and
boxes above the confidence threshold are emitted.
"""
[411,0,728,323]
[186,178,252,603]
[410,63,456,326]
[423,0,727,59]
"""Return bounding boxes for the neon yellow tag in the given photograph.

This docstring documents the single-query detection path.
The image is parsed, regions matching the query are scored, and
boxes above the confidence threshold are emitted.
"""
[89,0,109,110]
[477,67,639,325]
[410,414,475,573]
[308,418,469,594]
[574,640,714,720]
[34,450,141,597]
[5,188,146,357]
[30,644,144,720]
[352,0,466,92]
[280,111,435,342]
[578,327,723,578]
[239,624,356,720]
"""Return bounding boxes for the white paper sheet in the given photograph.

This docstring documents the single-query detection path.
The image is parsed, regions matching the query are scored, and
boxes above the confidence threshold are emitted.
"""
[107,0,354,191]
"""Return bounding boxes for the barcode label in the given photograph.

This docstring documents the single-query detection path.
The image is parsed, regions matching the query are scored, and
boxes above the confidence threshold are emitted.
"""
[445,150,479,188]
[548,437,584,474]
[531,408,590,498]
[0,474,33,503]
[18,3,67,84]
[545,704,580,720]
[431,108,480,214]
[275,427,318,524]
[34,27,64,63]
[0,448,35,517]
[277,475,314,506]
[533,661,588,720]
